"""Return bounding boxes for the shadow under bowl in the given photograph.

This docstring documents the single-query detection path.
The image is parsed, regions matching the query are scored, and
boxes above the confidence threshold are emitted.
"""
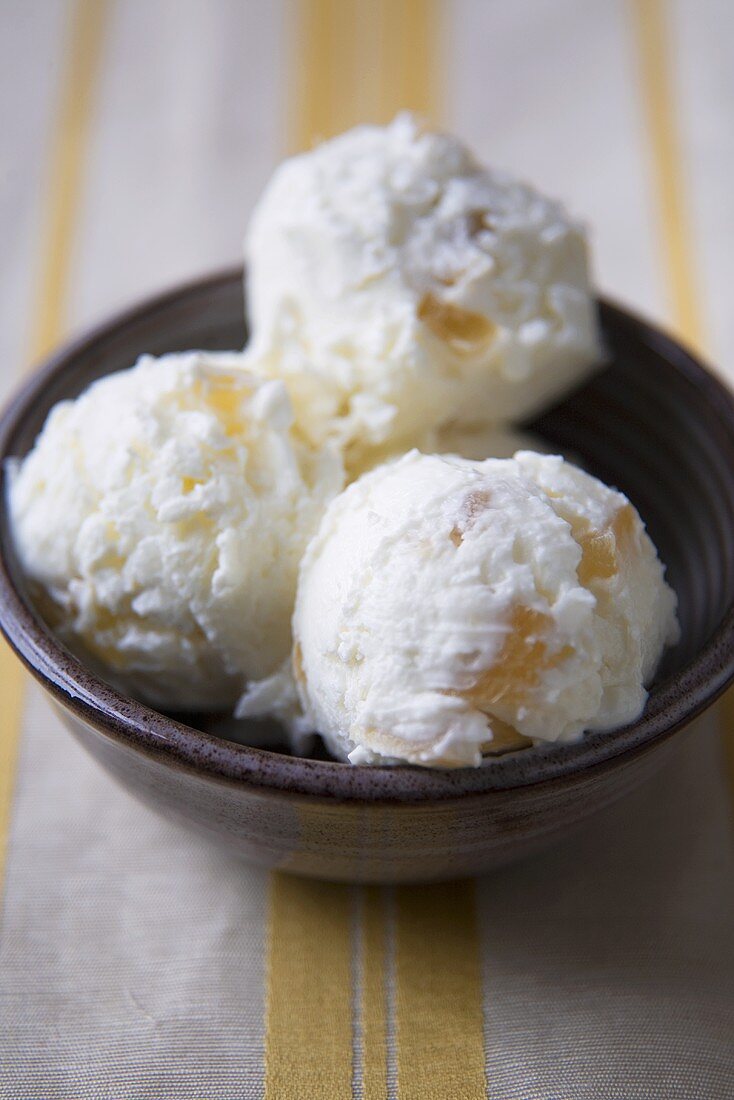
[1,267,733,883]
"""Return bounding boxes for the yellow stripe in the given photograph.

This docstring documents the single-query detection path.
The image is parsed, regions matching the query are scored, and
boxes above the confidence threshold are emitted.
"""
[361,886,388,1099]
[628,1,734,794]
[0,644,26,912]
[287,0,440,152]
[395,880,487,1100]
[0,0,107,912]
[266,0,366,1014]
[629,0,704,354]
[376,0,441,124]
[31,0,108,363]
[264,874,354,1099]
[288,0,361,151]
[277,7,469,1097]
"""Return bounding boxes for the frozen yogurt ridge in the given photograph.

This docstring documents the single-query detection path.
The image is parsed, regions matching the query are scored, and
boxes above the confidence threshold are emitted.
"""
[246,451,679,767]
[8,351,343,710]
[244,113,603,474]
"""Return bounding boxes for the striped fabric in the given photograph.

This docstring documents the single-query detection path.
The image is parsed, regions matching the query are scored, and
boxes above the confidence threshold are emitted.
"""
[1,1,733,1096]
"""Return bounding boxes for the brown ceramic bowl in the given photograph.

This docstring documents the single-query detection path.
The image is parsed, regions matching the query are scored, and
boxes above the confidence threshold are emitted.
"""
[1,267,734,883]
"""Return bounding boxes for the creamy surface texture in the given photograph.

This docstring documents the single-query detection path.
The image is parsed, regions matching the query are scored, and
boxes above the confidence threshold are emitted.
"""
[267,451,678,767]
[9,351,343,710]
[245,113,602,472]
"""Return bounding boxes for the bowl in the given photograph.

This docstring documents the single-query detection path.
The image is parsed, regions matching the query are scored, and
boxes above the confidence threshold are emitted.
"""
[1,267,733,884]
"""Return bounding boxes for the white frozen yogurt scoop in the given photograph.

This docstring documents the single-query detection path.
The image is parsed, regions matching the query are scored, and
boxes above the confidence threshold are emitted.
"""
[244,113,603,473]
[8,351,343,710]
[249,450,678,767]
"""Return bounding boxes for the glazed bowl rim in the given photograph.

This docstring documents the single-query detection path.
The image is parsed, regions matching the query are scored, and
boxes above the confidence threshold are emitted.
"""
[1,264,733,803]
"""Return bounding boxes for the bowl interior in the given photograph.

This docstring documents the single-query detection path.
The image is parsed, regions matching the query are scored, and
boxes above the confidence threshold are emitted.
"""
[1,268,734,798]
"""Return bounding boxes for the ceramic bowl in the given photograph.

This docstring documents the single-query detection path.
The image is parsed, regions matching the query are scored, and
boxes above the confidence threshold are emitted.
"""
[1,267,733,883]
